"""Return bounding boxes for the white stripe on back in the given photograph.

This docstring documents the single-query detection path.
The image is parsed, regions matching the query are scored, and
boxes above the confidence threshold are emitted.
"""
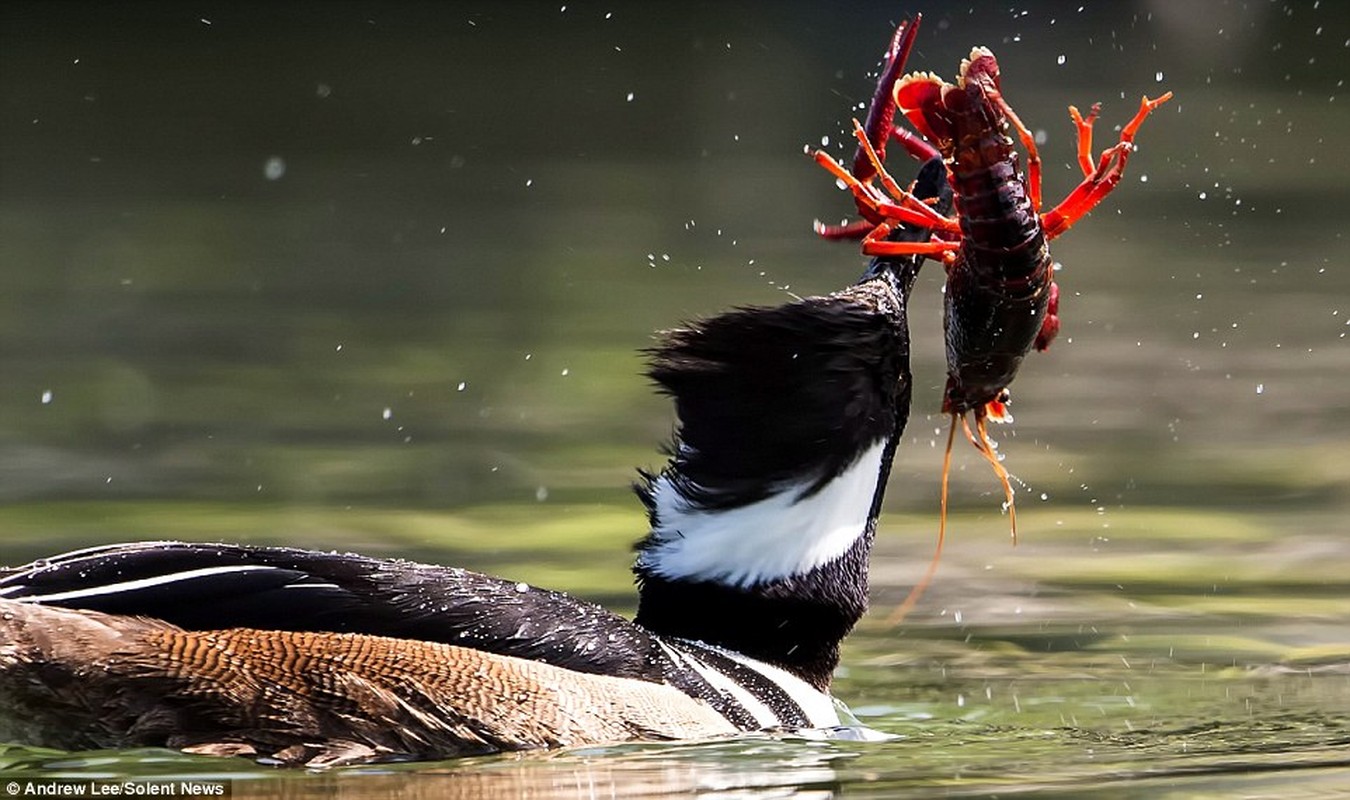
[12,564,276,604]
[708,644,841,728]
[657,640,778,729]
[0,541,193,597]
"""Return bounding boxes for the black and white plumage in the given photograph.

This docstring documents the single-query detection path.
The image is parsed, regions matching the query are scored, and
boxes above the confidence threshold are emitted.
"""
[0,540,835,738]
[633,276,915,690]
[635,156,952,690]
[0,158,953,765]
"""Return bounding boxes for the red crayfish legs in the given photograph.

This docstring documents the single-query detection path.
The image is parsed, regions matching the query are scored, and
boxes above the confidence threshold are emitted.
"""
[1034,282,1060,352]
[1042,92,1175,239]
[810,14,946,244]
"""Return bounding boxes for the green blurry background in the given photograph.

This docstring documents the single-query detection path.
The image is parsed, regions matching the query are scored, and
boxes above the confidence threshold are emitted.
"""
[3,0,1346,590]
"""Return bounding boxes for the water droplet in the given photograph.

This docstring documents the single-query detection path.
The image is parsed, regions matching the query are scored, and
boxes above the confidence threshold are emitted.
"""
[1057,54,1066,65]
[382,407,393,420]
[263,156,286,181]
[40,390,53,405]
[1155,70,1165,82]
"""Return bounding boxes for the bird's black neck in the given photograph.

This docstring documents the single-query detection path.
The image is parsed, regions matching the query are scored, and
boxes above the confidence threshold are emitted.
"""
[635,527,876,690]
[633,266,918,690]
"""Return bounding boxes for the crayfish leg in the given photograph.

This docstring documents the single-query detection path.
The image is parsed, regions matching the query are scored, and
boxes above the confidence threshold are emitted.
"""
[812,147,877,200]
[1034,281,1061,351]
[1122,92,1174,140]
[1068,103,1102,178]
[994,95,1043,212]
[813,140,953,236]
[1042,92,1173,240]
[860,230,960,259]
[850,119,961,233]
[886,413,959,625]
[813,218,877,241]
[890,125,941,162]
[810,147,889,230]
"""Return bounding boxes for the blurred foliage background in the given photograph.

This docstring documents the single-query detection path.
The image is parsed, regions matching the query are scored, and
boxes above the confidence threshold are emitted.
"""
[1,0,1346,606]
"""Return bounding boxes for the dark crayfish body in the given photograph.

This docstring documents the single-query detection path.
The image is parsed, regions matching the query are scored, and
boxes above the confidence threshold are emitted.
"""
[810,16,1170,611]
[911,49,1057,419]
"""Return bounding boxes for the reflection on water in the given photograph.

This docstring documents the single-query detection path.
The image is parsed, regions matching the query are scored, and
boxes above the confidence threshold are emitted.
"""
[4,669,1349,798]
[2,0,1348,796]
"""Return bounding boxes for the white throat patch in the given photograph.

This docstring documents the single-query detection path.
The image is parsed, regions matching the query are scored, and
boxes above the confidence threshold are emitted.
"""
[638,440,886,588]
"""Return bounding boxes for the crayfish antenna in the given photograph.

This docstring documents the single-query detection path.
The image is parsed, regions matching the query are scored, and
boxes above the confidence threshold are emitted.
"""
[886,413,959,626]
[964,414,1018,545]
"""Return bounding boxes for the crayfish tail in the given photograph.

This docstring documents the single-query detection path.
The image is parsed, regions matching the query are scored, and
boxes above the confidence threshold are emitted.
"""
[886,413,959,626]
[983,394,1014,424]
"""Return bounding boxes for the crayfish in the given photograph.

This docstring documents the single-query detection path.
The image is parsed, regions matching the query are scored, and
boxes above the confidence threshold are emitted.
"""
[811,14,1171,618]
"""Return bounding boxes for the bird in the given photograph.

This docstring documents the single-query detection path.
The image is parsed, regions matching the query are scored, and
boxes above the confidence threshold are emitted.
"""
[0,159,953,768]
